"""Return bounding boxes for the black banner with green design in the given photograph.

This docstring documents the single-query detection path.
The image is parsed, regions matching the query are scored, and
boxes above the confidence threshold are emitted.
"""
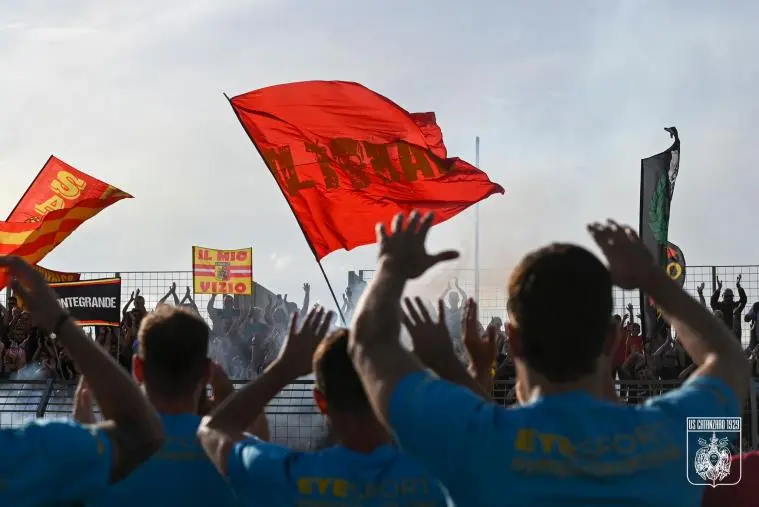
[639,127,680,339]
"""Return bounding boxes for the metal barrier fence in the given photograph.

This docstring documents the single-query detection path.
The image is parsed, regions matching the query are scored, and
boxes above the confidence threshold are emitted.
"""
[1,271,283,327]
[1,265,756,340]
[359,265,759,348]
[1,379,756,451]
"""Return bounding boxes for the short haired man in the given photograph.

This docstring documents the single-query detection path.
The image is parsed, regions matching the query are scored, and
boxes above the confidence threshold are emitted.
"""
[198,307,449,507]
[82,305,239,507]
[346,212,748,506]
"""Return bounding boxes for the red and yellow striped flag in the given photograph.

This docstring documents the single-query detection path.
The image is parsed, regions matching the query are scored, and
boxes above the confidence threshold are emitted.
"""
[0,156,131,288]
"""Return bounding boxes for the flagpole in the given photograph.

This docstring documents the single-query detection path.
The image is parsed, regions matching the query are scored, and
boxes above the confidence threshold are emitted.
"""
[223,93,347,325]
[474,136,481,311]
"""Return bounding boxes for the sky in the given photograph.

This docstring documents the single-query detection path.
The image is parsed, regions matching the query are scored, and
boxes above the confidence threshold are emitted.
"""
[1,0,758,312]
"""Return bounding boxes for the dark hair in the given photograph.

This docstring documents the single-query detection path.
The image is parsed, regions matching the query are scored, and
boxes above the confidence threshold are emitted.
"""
[507,243,612,382]
[138,305,209,398]
[313,328,370,413]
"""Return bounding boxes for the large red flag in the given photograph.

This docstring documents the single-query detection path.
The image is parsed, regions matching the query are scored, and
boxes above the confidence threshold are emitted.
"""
[0,156,131,288]
[230,81,504,260]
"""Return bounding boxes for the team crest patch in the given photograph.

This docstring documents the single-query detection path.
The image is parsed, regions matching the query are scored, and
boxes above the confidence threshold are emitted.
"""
[686,417,741,487]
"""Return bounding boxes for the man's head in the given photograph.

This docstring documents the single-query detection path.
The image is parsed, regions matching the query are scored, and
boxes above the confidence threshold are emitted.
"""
[313,328,371,417]
[223,295,234,310]
[506,243,615,384]
[134,295,146,311]
[723,288,734,303]
[250,307,265,322]
[630,323,641,336]
[7,296,17,311]
[746,302,759,323]
[133,305,210,402]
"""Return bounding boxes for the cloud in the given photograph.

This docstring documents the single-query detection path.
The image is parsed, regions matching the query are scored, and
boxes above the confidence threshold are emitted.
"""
[1,0,758,317]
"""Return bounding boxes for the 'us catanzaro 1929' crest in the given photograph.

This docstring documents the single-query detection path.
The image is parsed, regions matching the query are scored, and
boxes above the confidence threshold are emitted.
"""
[686,417,742,488]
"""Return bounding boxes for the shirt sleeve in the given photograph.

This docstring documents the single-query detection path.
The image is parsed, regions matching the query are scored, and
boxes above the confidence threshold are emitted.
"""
[227,437,297,507]
[388,371,500,494]
[644,374,740,420]
[0,420,112,505]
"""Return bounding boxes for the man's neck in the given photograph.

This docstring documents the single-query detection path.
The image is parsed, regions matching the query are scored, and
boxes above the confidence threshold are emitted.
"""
[143,387,198,415]
[521,371,605,400]
[330,415,392,454]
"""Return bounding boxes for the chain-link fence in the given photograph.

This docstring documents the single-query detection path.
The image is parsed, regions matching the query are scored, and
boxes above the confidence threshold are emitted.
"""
[358,265,759,347]
[0,271,284,327]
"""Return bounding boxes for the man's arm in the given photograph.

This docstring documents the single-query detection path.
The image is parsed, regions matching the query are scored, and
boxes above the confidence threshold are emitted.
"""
[198,307,332,476]
[349,262,424,424]
[588,223,749,405]
[1,257,163,484]
[736,282,748,313]
[710,287,721,311]
[642,270,749,401]
[121,292,134,320]
[402,297,490,399]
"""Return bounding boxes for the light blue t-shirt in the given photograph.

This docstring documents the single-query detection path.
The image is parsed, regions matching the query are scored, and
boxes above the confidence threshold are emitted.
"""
[227,439,450,507]
[389,372,739,507]
[87,413,238,507]
[0,419,112,507]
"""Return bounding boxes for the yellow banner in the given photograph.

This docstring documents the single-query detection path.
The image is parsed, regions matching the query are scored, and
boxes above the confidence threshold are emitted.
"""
[192,246,253,295]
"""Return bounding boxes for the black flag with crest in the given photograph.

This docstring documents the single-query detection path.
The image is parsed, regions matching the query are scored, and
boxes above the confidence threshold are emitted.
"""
[639,127,680,339]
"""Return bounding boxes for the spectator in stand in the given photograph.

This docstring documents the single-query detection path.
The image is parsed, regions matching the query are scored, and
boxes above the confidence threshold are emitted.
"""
[74,305,241,507]
[611,314,626,380]
[4,318,28,376]
[157,282,180,307]
[0,255,163,506]
[123,289,148,332]
[346,212,748,506]
[697,282,707,306]
[341,286,355,318]
[32,332,58,379]
[652,333,688,382]
[207,293,238,335]
[441,278,467,361]
[711,275,747,338]
[198,307,451,507]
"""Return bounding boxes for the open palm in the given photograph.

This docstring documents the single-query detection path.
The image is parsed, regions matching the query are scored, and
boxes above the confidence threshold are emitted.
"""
[376,211,460,280]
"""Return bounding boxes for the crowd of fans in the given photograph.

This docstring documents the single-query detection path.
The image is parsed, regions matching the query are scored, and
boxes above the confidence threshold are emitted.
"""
[3,212,759,506]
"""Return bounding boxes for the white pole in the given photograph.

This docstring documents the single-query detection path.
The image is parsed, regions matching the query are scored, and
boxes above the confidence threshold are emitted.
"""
[474,137,481,310]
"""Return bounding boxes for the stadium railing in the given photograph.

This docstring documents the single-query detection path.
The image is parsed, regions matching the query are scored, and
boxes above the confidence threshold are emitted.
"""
[2,264,757,338]
[1,379,756,452]
[357,265,759,346]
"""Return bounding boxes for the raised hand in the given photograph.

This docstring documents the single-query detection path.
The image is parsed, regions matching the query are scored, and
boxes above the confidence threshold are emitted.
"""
[626,303,634,314]
[185,286,191,298]
[717,278,723,291]
[136,289,141,298]
[462,299,497,375]
[376,211,460,280]
[402,297,454,369]
[737,274,742,286]
[276,306,335,378]
[587,220,654,290]
[0,256,67,333]
[697,282,705,294]
[303,283,310,293]
[170,282,177,294]
[72,376,96,424]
